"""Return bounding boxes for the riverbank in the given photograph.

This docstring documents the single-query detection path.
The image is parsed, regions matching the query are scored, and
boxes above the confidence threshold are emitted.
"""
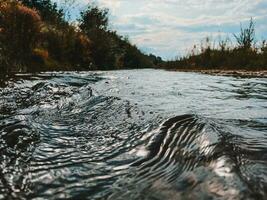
[172,69,267,78]
[0,0,157,75]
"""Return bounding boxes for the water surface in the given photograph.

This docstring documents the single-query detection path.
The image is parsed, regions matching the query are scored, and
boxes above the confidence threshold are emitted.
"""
[0,69,266,199]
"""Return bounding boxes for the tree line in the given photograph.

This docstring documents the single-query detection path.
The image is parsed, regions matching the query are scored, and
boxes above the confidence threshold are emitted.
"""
[161,19,267,71]
[1,1,265,76]
[0,0,160,76]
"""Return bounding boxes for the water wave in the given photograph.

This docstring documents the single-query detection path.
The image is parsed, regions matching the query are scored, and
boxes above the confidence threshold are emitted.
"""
[0,70,266,199]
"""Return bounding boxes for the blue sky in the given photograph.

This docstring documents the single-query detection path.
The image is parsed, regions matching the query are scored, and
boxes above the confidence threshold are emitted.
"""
[55,0,267,60]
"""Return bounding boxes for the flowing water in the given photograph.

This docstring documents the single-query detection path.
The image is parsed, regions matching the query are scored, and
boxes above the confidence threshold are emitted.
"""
[0,69,266,200]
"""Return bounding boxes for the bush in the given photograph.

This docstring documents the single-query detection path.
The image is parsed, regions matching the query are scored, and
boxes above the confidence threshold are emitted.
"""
[0,1,155,73]
[234,18,255,50]
[29,48,49,71]
[41,25,92,70]
[0,0,41,72]
[163,19,267,71]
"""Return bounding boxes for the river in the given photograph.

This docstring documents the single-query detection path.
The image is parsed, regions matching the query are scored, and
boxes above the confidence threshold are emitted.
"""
[0,69,266,199]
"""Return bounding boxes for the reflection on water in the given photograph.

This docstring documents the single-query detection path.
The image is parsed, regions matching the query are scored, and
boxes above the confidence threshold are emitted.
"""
[0,69,266,199]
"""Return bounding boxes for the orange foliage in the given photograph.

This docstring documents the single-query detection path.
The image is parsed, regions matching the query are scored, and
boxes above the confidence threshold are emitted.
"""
[0,0,42,63]
[0,1,41,30]
[33,48,49,60]
[78,34,91,46]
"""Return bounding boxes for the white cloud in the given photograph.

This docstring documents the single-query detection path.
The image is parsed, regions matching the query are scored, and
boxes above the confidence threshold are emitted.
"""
[96,0,121,12]
[61,0,267,59]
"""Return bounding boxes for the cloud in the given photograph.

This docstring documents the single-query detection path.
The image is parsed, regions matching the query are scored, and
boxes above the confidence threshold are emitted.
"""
[64,0,267,59]
[96,0,121,11]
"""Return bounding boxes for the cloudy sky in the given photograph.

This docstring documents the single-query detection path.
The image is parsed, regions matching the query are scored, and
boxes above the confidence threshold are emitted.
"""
[57,0,267,60]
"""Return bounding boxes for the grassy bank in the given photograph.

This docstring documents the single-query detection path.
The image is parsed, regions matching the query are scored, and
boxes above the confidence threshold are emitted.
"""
[169,69,267,78]
[0,0,158,75]
[160,19,267,72]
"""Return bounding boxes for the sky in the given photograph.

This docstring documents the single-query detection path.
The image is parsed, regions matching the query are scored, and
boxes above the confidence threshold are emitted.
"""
[55,0,267,60]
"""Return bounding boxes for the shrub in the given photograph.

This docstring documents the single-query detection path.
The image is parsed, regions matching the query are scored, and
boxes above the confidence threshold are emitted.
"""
[163,18,267,71]
[41,25,92,70]
[70,32,92,69]
[234,18,255,50]
[0,0,41,72]
[33,48,49,60]
[30,48,49,71]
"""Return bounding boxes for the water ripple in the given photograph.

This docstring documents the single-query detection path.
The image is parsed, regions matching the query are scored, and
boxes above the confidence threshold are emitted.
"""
[0,70,266,199]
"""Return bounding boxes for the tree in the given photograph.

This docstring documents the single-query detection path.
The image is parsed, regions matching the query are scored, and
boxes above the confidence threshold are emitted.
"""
[79,5,109,34]
[79,6,114,69]
[234,18,255,50]
[20,0,65,25]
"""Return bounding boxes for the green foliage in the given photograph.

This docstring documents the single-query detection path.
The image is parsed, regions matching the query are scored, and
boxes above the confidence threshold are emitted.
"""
[122,42,154,69]
[79,5,154,70]
[79,6,116,69]
[80,5,109,33]
[148,54,163,65]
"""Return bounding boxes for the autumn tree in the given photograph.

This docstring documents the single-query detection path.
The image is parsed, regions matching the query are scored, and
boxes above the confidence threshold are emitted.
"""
[0,0,41,72]
[20,0,65,25]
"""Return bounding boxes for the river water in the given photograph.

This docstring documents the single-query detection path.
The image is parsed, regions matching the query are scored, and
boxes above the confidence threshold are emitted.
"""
[0,69,266,199]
